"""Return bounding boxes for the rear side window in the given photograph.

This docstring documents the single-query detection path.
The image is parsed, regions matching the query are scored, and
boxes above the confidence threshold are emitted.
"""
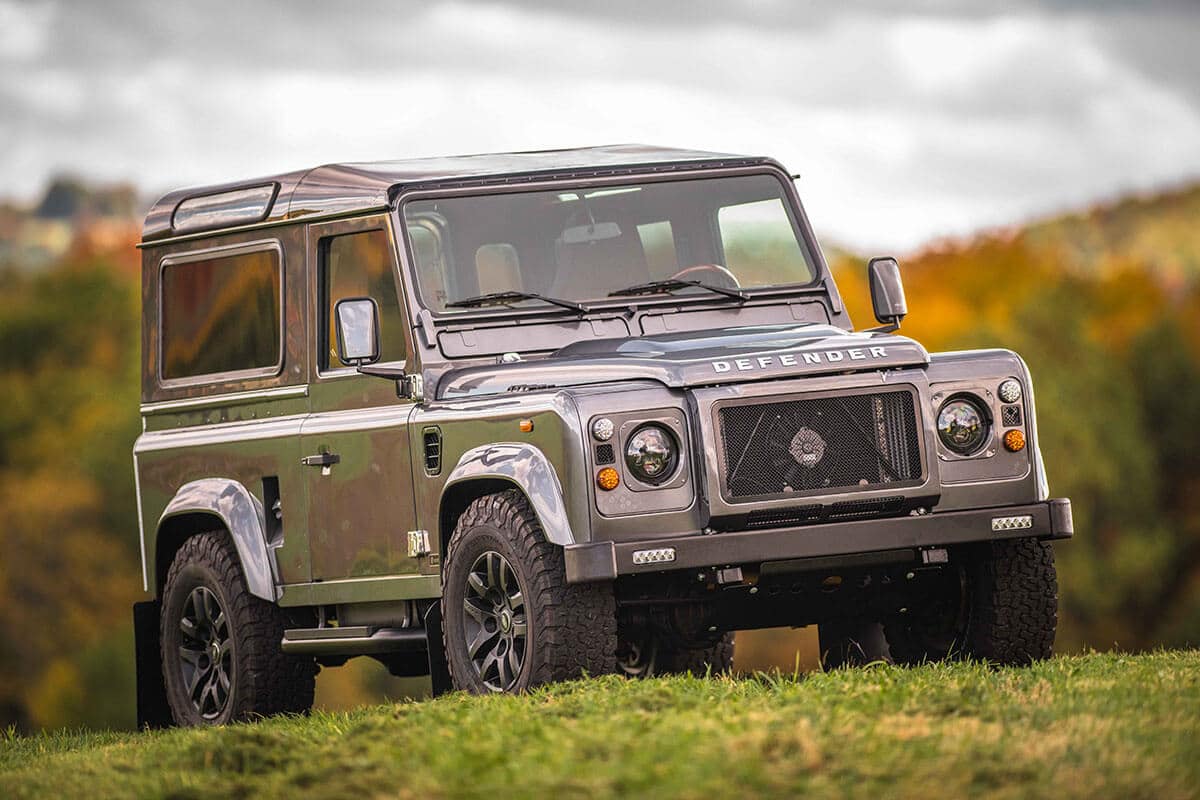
[160,247,282,381]
[320,229,407,370]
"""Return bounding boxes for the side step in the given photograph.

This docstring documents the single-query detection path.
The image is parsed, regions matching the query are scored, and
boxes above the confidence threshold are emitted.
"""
[281,625,427,656]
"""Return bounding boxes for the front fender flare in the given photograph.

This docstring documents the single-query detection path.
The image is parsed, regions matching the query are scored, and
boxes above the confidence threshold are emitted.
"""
[158,478,277,601]
[442,443,576,546]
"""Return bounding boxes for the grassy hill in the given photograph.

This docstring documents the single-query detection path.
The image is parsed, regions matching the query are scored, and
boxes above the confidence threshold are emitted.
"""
[2,651,1198,799]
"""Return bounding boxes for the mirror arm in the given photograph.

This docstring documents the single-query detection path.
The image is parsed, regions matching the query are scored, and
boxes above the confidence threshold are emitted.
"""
[355,363,425,403]
[356,363,407,379]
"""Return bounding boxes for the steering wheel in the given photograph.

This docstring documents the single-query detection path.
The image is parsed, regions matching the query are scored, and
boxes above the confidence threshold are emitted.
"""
[669,263,741,289]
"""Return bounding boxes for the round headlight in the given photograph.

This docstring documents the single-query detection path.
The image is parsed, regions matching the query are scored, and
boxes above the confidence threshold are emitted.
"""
[937,396,990,455]
[624,424,679,485]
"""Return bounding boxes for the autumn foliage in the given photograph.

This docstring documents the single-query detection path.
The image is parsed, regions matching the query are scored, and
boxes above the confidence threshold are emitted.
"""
[2,182,1199,731]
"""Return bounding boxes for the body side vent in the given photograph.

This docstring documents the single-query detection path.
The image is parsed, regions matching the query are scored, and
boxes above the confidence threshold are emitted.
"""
[422,427,443,476]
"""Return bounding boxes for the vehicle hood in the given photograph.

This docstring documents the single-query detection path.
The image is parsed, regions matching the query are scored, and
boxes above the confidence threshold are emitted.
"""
[436,324,930,399]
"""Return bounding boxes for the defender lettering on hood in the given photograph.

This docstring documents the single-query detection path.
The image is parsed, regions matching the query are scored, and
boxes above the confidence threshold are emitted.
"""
[712,346,889,374]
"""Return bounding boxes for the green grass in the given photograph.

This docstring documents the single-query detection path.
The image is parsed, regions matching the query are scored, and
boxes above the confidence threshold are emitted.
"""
[2,651,1198,799]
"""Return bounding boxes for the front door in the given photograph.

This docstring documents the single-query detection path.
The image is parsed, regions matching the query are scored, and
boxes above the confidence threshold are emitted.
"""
[300,215,420,581]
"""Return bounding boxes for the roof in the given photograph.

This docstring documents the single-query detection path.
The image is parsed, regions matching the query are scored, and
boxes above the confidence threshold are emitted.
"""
[141,144,773,243]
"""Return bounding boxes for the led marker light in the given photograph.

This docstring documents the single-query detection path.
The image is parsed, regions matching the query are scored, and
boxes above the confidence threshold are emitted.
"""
[998,379,1022,404]
[632,547,676,565]
[592,417,614,441]
[1004,429,1026,452]
[596,467,620,491]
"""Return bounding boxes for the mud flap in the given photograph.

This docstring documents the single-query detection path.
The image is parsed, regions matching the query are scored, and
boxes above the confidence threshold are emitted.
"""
[423,602,453,696]
[133,601,173,729]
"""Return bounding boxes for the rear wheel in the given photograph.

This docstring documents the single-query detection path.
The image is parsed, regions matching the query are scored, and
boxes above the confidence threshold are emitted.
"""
[616,630,735,677]
[442,490,617,693]
[818,620,891,669]
[886,538,1058,666]
[160,531,316,726]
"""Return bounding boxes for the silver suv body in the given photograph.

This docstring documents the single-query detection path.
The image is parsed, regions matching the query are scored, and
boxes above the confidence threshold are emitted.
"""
[131,145,1071,726]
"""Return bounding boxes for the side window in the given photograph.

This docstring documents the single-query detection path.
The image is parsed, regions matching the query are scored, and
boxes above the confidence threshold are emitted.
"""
[161,247,281,381]
[320,229,407,370]
[636,221,678,279]
[717,198,812,285]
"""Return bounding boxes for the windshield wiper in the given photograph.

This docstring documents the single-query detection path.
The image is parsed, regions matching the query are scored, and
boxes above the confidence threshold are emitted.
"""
[446,290,589,313]
[608,279,748,302]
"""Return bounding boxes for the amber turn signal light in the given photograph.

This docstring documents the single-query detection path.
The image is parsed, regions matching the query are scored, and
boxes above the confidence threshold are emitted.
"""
[597,467,620,491]
[518,419,534,433]
[1003,429,1026,452]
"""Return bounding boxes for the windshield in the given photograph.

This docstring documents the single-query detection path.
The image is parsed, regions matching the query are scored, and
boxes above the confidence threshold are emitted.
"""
[403,173,818,313]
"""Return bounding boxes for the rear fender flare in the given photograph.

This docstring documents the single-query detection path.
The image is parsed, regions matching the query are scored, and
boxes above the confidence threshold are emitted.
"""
[157,478,277,601]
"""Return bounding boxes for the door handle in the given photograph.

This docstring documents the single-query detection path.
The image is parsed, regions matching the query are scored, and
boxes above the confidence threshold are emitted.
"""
[301,453,341,468]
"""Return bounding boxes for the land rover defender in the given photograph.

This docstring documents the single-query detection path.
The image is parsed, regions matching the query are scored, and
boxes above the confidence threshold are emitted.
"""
[131,145,1072,726]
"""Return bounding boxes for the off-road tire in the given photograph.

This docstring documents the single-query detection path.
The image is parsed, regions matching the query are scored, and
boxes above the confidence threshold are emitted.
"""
[886,538,1058,666]
[818,621,891,669]
[160,531,316,726]
[657,632,736,675]
[442,490,617,693]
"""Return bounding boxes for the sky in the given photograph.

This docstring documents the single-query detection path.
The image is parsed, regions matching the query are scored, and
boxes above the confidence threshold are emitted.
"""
[1,0,1198,252]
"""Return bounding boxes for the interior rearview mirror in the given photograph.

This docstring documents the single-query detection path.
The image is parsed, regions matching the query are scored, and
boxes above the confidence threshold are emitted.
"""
[867,256,908,328]
[334,297,381,366]
[559,221,622,245]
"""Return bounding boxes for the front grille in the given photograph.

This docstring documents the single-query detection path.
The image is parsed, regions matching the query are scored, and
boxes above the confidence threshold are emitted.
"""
[718,389,922,502]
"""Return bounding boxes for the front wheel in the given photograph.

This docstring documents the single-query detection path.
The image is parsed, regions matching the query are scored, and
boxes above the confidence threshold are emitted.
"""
[442,490,617,693]
[885,538,1058,666]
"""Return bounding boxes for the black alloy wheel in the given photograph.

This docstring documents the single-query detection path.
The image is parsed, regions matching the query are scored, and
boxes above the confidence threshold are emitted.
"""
[176,586,233,719]
[160,530,317,726]
[462,551,528,691]
[441,490,617,694]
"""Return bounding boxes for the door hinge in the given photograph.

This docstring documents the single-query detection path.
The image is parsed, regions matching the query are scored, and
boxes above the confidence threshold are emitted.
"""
[407,530,431,558]
[398,373,425,403]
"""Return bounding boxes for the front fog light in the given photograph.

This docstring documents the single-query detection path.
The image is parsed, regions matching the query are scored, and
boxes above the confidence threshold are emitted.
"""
[625,424,679,485]
[998,379,1022,404]
[937,396,989,455]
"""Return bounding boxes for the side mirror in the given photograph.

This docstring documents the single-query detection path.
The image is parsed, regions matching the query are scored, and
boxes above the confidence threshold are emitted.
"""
[867,256,908,328]
[334,297,381,366]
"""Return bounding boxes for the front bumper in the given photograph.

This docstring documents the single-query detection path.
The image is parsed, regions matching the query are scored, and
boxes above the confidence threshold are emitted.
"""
[564,498,1073,583]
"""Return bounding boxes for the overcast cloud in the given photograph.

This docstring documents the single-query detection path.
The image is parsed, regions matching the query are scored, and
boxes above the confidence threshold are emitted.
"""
[1,0,1198,250]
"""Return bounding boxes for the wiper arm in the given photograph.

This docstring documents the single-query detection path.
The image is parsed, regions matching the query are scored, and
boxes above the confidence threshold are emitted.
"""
[608,279,747,302]
[445,290,589,313]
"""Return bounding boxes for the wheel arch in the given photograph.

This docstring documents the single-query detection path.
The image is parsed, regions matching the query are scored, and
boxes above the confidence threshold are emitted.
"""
[154,478,278,602]
[438,443,579,554]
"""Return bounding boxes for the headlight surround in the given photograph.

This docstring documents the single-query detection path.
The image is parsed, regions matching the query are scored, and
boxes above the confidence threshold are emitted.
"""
[624,424,679,485]
[936,395,990,456]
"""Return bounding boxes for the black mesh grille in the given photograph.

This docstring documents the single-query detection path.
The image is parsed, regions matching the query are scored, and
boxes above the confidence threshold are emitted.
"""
[595,444,615,465]
[718,390,922,502]
[743,497,907,530]
[1001,404,1022,427]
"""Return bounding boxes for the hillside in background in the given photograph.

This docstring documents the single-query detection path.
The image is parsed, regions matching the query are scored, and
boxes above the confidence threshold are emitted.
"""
[0,177,1198,732]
